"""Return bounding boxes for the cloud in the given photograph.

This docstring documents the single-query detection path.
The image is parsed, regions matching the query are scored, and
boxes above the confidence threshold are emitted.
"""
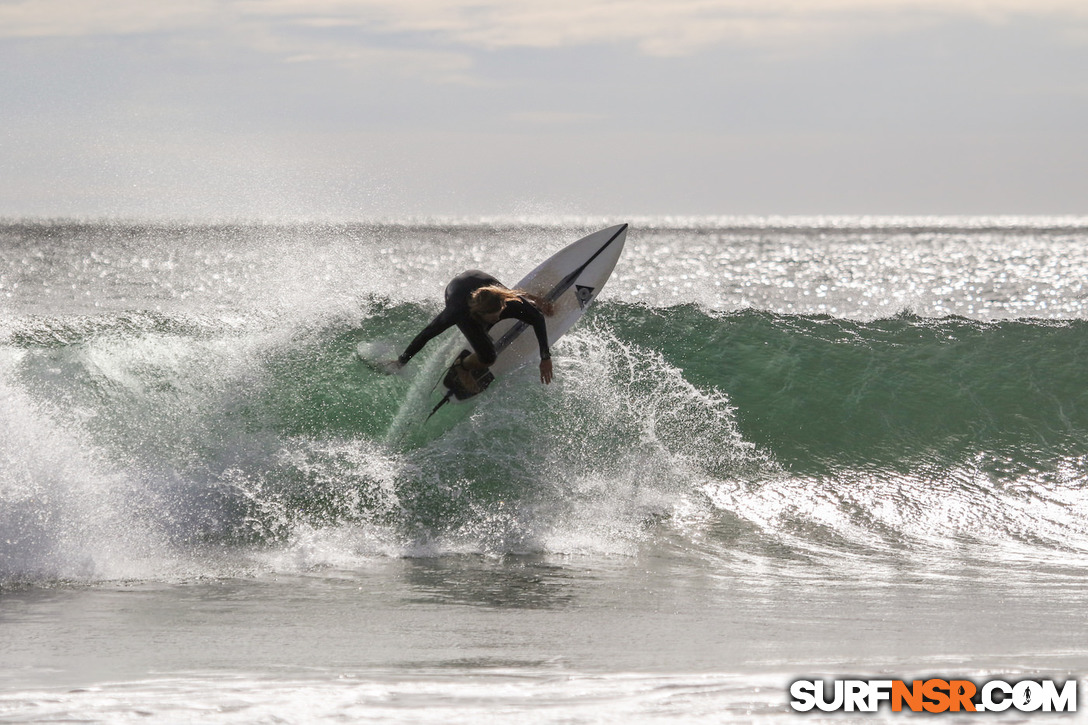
[236,26,478,82]
[5,0,1088,52]
[0,1,219,38]
[341,0,1088,55]
[1,0,1086,92]
[0,0,478,83]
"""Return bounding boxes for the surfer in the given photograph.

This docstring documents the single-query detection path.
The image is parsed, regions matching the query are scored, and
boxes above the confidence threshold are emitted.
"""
[388,270,555,392]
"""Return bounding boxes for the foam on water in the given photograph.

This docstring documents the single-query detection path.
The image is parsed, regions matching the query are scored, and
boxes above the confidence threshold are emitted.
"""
[0,670,791,724]
[0,350,168,582]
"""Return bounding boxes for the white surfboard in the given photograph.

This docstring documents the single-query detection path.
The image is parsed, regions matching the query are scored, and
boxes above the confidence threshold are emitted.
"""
[427,223,628,418]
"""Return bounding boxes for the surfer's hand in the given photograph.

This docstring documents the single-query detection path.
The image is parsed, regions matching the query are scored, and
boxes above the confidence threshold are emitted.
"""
[378,359,403,375]
[539,359,553,385]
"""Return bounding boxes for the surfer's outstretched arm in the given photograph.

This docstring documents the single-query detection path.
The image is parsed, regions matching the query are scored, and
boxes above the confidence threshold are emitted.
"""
[397,309,456,366]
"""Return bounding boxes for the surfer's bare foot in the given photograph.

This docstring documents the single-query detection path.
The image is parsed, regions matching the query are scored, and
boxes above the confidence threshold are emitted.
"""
[455,362,480,393]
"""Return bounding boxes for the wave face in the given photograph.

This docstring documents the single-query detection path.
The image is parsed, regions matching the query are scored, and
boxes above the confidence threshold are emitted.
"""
[3,220,1088,585]
[598,305,1088,475]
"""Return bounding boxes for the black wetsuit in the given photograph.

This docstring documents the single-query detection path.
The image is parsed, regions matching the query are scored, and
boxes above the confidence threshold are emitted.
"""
[397,270,550,367]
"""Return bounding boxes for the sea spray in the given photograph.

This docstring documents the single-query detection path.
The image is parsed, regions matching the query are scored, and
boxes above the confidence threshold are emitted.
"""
[0,358,168,583]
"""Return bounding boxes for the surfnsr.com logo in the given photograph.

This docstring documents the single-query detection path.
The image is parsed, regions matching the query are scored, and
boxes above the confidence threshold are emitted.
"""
[789,678,1077,713]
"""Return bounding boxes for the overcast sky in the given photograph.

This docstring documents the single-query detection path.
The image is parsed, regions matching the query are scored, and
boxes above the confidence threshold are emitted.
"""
[2,0,1087,219]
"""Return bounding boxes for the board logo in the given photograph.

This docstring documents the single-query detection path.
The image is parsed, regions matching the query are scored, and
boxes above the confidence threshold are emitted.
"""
[575,285,595,309]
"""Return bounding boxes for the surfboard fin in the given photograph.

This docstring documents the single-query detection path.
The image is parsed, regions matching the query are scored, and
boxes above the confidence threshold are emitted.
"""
[425,390,455,424]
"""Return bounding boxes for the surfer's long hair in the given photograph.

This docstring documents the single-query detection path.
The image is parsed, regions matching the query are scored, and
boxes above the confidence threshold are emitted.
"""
[469,286,555,317]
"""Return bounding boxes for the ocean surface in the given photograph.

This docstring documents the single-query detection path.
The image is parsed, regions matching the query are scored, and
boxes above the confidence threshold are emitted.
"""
[2,217,1088,722]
